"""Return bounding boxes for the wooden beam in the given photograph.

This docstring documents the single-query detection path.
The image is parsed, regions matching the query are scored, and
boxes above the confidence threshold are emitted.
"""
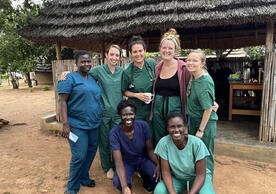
[265,20,274,53]
[56,41,62,60]
[56,43,62,60]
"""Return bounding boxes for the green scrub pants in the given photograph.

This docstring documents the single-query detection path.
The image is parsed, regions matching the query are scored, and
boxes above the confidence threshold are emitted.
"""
[189,119,216,178]
[98,115,121,172]
[152,95,182,146]
[154,174,215,194]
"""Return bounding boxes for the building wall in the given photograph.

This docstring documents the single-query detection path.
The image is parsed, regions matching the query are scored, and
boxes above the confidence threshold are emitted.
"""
[36,72,53,85]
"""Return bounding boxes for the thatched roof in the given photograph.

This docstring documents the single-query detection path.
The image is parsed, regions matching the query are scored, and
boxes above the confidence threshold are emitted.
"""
[19,0,276,52]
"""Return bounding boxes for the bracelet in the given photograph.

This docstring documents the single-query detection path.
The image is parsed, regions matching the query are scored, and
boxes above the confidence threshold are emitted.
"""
[198,128,204,133]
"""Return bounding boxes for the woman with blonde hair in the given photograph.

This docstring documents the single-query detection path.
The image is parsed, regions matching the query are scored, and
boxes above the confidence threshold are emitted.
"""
[150,28,191,146]
[186,49,218,179]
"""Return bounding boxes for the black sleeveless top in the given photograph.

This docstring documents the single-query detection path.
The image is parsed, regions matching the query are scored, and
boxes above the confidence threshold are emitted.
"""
[155,72,180,96]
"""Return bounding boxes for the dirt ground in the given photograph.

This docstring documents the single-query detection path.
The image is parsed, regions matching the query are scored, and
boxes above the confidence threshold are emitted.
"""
[0,80,276,194]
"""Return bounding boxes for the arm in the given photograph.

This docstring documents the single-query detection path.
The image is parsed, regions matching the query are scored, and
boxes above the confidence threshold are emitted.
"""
[189,158,206,194]
[59,71,70,80]
[145,139,160,182]
[59,93,70,138]
[113,150,131,194]
[196,107,212,138]
[123,91,150,103]
[160,158,176,194]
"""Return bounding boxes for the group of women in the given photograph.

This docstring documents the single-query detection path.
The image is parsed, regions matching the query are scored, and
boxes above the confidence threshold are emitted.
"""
[58,28,218,194]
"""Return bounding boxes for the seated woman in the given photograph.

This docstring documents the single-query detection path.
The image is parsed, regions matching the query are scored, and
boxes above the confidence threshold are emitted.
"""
[154,113,215,194]
[109,99,160,194]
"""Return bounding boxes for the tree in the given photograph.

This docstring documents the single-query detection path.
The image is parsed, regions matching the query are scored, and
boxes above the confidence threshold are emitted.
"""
[0,0,54,88]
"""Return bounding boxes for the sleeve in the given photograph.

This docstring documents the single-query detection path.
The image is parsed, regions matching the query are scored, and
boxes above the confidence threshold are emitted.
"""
[109,128,121,151]
[198,81,215,110]
[121,69,130,92]
[88,66,98,81]
[154,137,168,160]
[194,138,210,162]
[57,74,73,94]
[142,121,152,141]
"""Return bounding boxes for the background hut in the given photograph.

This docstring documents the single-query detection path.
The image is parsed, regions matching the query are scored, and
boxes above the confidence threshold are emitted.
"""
[19,0,276,142]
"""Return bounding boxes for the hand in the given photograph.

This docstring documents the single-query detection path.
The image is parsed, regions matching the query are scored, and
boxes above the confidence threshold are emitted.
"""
[212,101,219,112]
[59,71,70,81]
[195,130,203,139]
[62,122,70,138]
[153,164,161,182]
[122,186,131,194]
[135,93,150,103]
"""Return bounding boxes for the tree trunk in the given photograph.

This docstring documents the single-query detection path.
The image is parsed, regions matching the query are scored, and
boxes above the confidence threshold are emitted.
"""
[25,72,32,88]
[8,72,19,89]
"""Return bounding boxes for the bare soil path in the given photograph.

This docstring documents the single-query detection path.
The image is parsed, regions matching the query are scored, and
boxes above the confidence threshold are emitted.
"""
[0,81,276,194]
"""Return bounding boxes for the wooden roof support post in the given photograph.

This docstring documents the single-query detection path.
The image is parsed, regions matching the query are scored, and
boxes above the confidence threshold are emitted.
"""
[265,20,274,53]
[259,20,275,142]
[56,41,62,60]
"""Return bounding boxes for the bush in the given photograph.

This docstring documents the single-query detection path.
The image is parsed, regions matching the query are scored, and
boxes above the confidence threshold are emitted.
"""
[29,87,34,92]
[0,74,8,79]
[42,85,50,91]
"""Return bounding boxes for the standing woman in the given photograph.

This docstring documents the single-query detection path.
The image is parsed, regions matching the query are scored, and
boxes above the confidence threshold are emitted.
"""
[186,49,218,179]
[150,29,191,146]
[58,50,102,194]
[121,35,157,125]
[89,45,123,179]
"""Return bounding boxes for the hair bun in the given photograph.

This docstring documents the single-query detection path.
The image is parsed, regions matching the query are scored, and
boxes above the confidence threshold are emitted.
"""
[130,35,143,42]
[168,28,177,35]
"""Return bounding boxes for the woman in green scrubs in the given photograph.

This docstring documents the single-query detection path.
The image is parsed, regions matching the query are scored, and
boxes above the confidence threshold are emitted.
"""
[121,36,157,125]
[89,45,124,179]
[186,49,218,179]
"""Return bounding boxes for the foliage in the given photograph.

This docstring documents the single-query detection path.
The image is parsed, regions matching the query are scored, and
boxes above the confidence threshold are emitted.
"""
[244,46,265,60]
[0,74,8,79]
[42,85,50,91]
[0,0,62,88]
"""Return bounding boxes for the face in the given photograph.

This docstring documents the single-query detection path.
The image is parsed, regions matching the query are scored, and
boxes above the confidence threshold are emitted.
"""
[120,106,136,128]
[77,54,92,73]
[106,47,120,66]
[131,44,146,64]
[160,39,176,61]
[167,117,186,142]
[186,52,205,74]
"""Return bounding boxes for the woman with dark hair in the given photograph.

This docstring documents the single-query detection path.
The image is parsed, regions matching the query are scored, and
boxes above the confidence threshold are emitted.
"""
[109,99,160,194]
[121,35,157,125]
[154,113,215,194]
[58,50,102,194]
[60,45,124,179]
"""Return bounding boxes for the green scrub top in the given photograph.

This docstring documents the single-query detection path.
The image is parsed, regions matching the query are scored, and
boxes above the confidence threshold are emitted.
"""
[186,74,218,121]
[121,59,157,120]
[89,64,123,117]
[154,135,211,181]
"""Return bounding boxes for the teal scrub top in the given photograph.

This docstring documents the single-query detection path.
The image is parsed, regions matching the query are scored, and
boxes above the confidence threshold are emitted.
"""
[186,74,218,121]
[89,64,123,117]
[121,59,157,118]
[57,72,102,129]
[154,135,211,180]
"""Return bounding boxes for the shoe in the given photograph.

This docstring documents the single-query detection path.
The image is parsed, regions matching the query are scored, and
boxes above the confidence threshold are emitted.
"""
[107,168,114,179]
[64,191,71,194]
[144,187,153,193]
[86,180,95,187]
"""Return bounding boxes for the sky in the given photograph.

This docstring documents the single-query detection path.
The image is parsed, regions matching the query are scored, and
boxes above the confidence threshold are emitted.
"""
[12,0,43,8]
